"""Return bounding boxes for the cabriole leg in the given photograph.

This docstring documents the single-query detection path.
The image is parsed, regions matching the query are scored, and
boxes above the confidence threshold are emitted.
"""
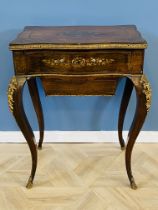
[8,76,37,188]
[125,74,151,189]
[27,78,44,149]
[118,78,133,150]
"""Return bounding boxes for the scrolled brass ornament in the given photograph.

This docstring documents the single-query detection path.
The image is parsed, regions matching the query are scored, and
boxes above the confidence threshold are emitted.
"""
[42,56,115,67]
[42,58,65,66]
[72,57,86,66]
[86,57,115,66]
[140,75,152,112]
[8,76,17,113]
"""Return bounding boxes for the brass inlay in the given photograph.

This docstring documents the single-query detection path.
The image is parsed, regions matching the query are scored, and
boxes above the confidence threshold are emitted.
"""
[140,75,152,112]
[42,58,65,67]
[44,94,114,96]
[25,73,132,78]
[9,43,148,50]
[42,57,115,67]
[72,57,115,66]
[8,76,18,113]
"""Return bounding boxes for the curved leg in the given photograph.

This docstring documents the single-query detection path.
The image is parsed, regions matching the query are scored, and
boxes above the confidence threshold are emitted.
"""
[27,78,44,149]
[125,74,151,189]
[8,76,37,188]
[118,78,133,150]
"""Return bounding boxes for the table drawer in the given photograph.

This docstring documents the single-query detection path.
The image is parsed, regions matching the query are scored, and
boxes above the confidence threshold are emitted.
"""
[41,75,119,96]
[13,50,144,75]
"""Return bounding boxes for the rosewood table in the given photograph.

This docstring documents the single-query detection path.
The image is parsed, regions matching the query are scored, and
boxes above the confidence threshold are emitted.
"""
[8,25,151,189]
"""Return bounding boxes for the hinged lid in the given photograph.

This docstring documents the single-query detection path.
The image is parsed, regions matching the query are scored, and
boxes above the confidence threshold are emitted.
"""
[9,25,147,50]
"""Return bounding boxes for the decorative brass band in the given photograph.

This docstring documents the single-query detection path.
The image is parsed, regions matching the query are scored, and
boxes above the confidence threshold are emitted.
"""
[9,43,147,51]
[140,75,152,112]
[42,57,115,67]
[8,76,17,113]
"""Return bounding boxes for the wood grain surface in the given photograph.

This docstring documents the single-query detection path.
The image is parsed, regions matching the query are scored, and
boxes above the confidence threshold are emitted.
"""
[0,143,157,210]
[9,25,147,50]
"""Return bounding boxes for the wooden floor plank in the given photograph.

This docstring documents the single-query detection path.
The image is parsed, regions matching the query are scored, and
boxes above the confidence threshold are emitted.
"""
[0,143,158,210]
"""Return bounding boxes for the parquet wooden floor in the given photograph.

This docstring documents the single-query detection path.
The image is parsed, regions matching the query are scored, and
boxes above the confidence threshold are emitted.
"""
[0,143,158,210]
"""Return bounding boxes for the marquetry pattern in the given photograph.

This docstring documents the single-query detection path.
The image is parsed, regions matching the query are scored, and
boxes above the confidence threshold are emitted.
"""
[0,143,158,210]
[42,57,115,68]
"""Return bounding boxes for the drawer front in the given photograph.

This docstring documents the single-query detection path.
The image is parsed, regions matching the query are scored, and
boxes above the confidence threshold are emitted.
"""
[41,75,119,96]
[26,50,130,74]
[13,50,144,75]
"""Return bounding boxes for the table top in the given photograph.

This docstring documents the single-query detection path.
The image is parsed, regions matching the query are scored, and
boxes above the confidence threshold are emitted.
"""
[9,25,147,50]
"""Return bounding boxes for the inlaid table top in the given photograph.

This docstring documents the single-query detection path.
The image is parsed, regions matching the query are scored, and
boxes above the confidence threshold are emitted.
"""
[9,25,147,50]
